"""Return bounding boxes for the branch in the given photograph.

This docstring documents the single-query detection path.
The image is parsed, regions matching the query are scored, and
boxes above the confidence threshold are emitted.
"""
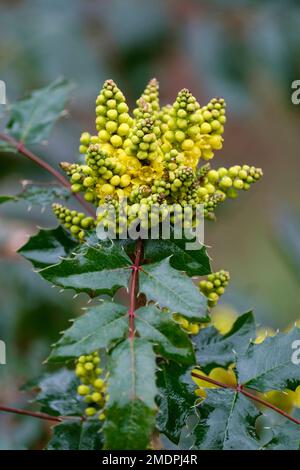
[0,405,63,423]
[128,238,143,340]
[191,371,300,426]
[0,132,95,216]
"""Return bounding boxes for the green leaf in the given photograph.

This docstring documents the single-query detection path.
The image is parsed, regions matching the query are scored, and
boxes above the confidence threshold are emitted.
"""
[0,184,70,208]
[157,362,196,444]
[49,301,128,362]
[0,195,17,204]
[38,241,132,295]
[263,413,300,450]
[193,388,261,450]
[6,78,73,145]
[19,226,78,269]
[237,328,300,391]
[194,312,255,372]
[17,183,70,207]
[135,305,195,364]
[143,238,211,276]
[104,338,157,450]
[25,369,83,416]
[139,258,208,322]
[47,420,103,450]
[0,142,18,153]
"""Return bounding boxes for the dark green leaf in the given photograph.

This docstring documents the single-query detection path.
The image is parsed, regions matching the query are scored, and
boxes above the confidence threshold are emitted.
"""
[139,258,208,322]
[194,312,255,372]
[6,78,73,145]
[237,328,300,391]
[135,305,195,364]
[38,241,132,295]
[47,420,103,450]
[104,338,157,450]
[17,183,70,206]
[26,369,83,416]
[0,142,17,153]
[49,301,128,362]
[143,237,211,276]
[263,413,300,450]
[0,195,17,204]
[157,362,196,444]
[19,226,78,269]
[193,388,261,450]
[104,401,155,451]
[1,184,70,208]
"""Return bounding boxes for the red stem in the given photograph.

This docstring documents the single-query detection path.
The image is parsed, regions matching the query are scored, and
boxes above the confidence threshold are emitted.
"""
[191,371,300,426]
[0,405,62,422]
[0,132,95,216]
[128,238,143,340]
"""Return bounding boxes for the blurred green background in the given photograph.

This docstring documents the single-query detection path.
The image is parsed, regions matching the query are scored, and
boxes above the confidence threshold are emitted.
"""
[0,0,300,449]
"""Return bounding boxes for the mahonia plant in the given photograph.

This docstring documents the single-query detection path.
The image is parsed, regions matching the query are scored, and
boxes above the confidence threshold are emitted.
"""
[1,77,300,451]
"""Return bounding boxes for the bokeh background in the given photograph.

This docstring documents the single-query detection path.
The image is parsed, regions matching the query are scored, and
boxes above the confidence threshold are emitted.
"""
[0,0,300,449]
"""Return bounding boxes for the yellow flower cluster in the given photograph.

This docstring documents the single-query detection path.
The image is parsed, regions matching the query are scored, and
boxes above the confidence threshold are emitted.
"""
[175,270,230,335]
[75,351,108,420]
[53,78,262,233]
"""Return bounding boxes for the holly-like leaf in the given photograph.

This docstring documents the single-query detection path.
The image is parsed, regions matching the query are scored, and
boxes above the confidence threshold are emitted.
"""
[0,195,17,204]
[17,183,70,206]
[135,305,195,364]
[37,241,132,296]
[263,412,300,450]
[104,338,157,450]
[193,388,261,450]
[19,226,78,269]
[139,258,208,322]
[143,238,211,276]
[5,78,73,146]
[49,301,128,362]
[194,312,255,372]
[0,184,70,208]
[237,328,300,391]
[157,362,196,444]
[25,369,83,417]
[46,420,103,450]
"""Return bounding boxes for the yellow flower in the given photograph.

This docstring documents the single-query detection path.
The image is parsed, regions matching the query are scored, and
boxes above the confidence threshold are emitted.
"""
[118,155,142,175]
[210,306,237,335]
[254,326,276,344]
[134,166,156,184]
[192,365,237,399]
[259,390,295,413]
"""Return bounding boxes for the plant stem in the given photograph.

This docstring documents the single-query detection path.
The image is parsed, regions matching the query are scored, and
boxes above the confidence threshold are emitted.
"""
[191,371,300,426]
[0,132,94,216]
[0,405,62,422]
[128,238,143,340]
